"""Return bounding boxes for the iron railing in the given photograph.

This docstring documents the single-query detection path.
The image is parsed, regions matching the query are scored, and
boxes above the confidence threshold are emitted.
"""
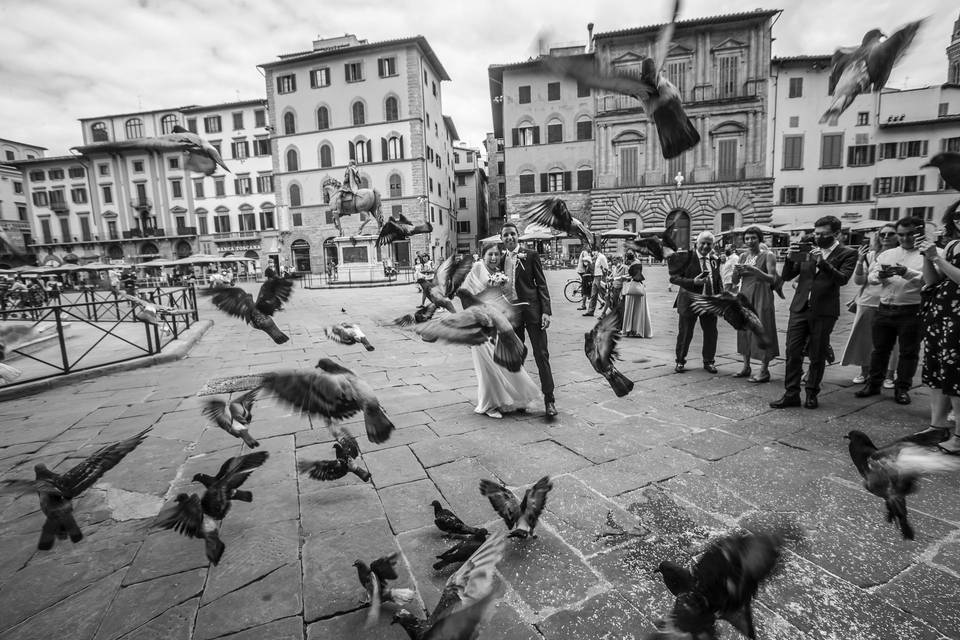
[298,266,415,288]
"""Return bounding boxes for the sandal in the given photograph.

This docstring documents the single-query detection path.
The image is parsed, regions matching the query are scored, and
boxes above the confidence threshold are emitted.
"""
[905,426,951,445]
[748,372,771,383]
[732,367,752,378]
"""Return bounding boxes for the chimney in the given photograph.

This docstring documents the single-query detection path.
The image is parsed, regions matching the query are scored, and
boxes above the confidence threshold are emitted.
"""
[587,23,595,52]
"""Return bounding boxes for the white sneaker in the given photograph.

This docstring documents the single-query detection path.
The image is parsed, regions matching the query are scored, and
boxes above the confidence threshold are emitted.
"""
[485,409,503,419]
[949,411,956,424]
[852,375,866,384]
[883,378,895,389]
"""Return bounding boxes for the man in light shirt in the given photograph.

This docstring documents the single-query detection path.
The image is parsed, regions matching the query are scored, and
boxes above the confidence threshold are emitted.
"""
[855,216,927,405]
[583,250,609,317]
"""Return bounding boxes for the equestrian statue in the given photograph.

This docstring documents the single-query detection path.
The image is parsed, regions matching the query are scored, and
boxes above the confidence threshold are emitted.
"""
[322,161,384,236]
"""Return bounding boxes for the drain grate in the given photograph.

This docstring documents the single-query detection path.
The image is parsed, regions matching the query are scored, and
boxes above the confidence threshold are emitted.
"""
[196,374,264,396]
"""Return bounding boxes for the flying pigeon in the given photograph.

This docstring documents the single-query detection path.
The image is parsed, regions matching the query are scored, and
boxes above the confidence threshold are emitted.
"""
[325,322,375,351]
[584,311,635,397]
[653,528,786,639]
[432,500,488,538]
[687,292,770,349]
[1,428,151,550]
[0,226,23,254]
[820,20,925,125]
[846,430,960,540]
[396,255,475,323]
[542,0,698,159]
[416,289,528,372]
[0,323,39,383]
[479,475,552,539]
[121,293,173,332]
[355,552,416,627]
[201,278,293,344]
[377,211,433,247]
[298,433,371,483]
[394,530,506,640]
[258,359,395,444]
[201,389,259,448]
[72,125,230,176]
[154,451,268,565]
[630,232,679,262]
[921,153,960,191]
[433,530,489,570]
[521,198,598,251]
[393,303,438,327]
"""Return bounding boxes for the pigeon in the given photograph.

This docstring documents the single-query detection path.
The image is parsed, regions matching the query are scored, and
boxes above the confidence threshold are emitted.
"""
[584,311,635,397]
[820,20,925,125]
[325,322,375,351]
[121,293,173,332]
[433,530,489,570]
[377,211,433,247]
[154,451,268,565]
[416,289,527,372]
[0,323,39,362]
[354,552,416,626]
[201,389,259,448]
[432,500,488,538]
[298,433,371,483]
[397,255,475,322]
[653,528,786,639]
[687,291,769,349]
[542,0,698,159]
[630,232,679,262]
[921,153,960,191]
[394,303,438,327]
[258,359,395,444]
[73,125,230,176]
[846,430,960,540]
[0,226,23,254]
[1,428,151,550]
[394,530,506,640]
[521,198,598,251]
[479,475,552,539]
[201,278,293,344]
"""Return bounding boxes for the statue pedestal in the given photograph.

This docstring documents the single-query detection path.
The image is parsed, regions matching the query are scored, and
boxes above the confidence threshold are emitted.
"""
[331,235,389,283]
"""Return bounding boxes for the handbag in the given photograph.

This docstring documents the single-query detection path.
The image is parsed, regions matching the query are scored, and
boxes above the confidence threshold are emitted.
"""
[623,281,645,296]
[845,298,857,314]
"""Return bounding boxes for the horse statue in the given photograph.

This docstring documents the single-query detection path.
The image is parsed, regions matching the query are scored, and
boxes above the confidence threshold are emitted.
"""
[321,177,384,236]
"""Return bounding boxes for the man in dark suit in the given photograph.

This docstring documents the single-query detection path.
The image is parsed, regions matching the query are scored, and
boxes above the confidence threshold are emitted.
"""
[669,231,724,373]
[501,223,556,417]
[771,215,858,409]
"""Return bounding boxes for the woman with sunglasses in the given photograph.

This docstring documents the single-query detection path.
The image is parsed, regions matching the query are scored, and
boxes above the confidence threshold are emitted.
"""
[840,224,899,385]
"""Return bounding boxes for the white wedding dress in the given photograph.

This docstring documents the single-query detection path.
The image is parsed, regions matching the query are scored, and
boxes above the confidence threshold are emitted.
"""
[461,261,541,414]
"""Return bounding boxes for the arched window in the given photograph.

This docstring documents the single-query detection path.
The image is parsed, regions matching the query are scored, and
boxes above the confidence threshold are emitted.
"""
[350,139,371,164]
[91,122,108,142]
[352,101,365,126]
[286,148,299,172]
[384,136,403,160]
[161,114,179,134]
[291,239,311,272]
[283,111,296,135]
[125,118,143,140]
[317,106,330,130]
[289,184,301,207]
[665,209,691,250]
[385,97,399,122]
[389,174,402,197]
[360,176,370,189]
[320,144,333,168]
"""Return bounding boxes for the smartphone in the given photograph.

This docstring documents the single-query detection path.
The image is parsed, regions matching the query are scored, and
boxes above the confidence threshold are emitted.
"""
[796,242,813,254]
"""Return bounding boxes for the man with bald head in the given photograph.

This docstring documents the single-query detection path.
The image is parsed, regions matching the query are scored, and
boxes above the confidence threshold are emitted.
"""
[669,231,724,373]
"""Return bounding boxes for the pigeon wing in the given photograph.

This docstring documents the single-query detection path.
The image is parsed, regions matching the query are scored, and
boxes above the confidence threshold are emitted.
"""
[444,257,476,299]
[416,309,495,346]
[519,476,553,532]
[377,219,407,247]
[593,311,623,368]
[298,458,348,480]
[827,46,859,95]
[339,433,361,459]
[255,278,293,316]
[201,398,231,429]
[206,288,256,322]
[58,428,150,497]
[867,19,924,90]
[423,590,498,640]
[213,451,269,482]
[260,370,361,419]
[652,0,681,74]
[542,55,651,99]
[154,493,204,538]
[891,443,960,476]
[479,479,521,528]
[371,553,400,581]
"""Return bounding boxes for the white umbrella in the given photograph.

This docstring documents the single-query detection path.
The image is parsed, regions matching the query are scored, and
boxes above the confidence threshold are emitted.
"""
[600,229,638,239]
[479,234,502,244]
[637,227,667,235]
[775,221,816,232]
[730,224,787,234]
[849,219,889,231]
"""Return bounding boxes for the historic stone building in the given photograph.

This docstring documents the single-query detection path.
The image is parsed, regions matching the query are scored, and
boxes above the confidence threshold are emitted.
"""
[452,144,488,253]
[0,138,45,266]
[259,34,457,273]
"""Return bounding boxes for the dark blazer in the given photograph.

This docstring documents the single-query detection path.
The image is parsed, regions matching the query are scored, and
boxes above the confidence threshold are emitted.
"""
[501,249,552,323]
[781,243,858,317]
[668,251,724,314]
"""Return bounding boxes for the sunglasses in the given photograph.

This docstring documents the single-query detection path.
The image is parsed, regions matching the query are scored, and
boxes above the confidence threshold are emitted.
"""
[878,232,896,237]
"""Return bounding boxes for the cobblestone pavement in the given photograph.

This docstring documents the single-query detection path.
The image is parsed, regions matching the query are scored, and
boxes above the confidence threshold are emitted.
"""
[1,267,958,640]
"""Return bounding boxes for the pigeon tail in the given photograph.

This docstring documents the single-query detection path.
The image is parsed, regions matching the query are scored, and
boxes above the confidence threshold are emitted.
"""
[65,515,83,543]
[350,465,372,483]
[603,368,634,398]
[433,558,451,570]
[653,101,700,160]
[238,430,260,449]
[205,534,226,565]
[266,325,290,344]
[38,518,58,550]
[494,334,528,373]
[888,496,914,540]
[363,404,395,444]
[722,605,757,640]
[231,490,253,502]
[360,337,375,351]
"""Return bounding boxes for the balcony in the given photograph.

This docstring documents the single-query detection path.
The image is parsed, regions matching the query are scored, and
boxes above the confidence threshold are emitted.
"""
[50,201,68,214]
[129,197,153,213]
[173,226,198,236]
[212,230,259,240]
[122,228,165,239]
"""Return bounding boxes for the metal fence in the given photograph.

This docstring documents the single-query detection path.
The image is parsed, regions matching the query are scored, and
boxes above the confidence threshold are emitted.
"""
[298,266,416,288]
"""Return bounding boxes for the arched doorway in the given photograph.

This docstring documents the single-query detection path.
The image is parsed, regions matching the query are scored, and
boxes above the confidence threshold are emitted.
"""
[323,238,337,270]
[665,209,691,250]
[140,242,159,256]
[291,239,312,272]
[107,245,124,260]
[244,250,260,274]
[175,240,192,258]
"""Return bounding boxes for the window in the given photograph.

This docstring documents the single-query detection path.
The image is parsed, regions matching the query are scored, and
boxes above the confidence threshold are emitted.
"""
[513,126,539,146]
[59,217,71,241]
[49,189,65,208]
[666,61,685,98]
[901,175,924,193]
[70,187,87,204]
[256,174,273,193]
[171,180,183,198]
[457,175,466,186]
[620,147,639,186]
[92,122,108,141]
[80,216,91,242]
[292,212,303,226]
[389,175,402,197]
[320,144,333,167]
[498,182,506,197]
[783,135,803,169]
[168,157,180,169]
[577,81,590,98]
[385,97,399,122]
[847,184,871,201]
[519,173,535,193]
[788,77,803,98]
[378,57,397,77]
[283,111,296,135]
[457,220,471,233]
[204,116,222,134]
[855,111,869,126]
[458,197,467,209]
[779,186,803,204]
[239,211,256,231]
[197,216,208,235]
[234,176,252,195]
[186,118,198,133]
[821,133,843,168]
[232,112,244,130]
[259,209,275,229]
[432,81,437,97]
[193,179,204,198]
[32,191,48,207]
[717,55,738,99]
[345,62,363,82]
[98,164,109,176]
[40,218,51,243]
[818,185,841,203]
[214,214,231,233]
[352,102,365,125]
[289,184,301,207]
[518,86,531,104]
[875,177,893,195]
[29,170,44,181]
[277,74,296,93]
[939,103,950,117]
[13,181,22,194]
[547,123,563,143]
[717,139,738,181]
[231,140,249,160]
[125,118,143,139]
[429,178,433,192]
[576,120,593,141]
[102,186,113,203]
[133,160,144,172]
[847,145,876,166]
[48,169,64,180]
[789,116,799,128]
[68,167,84,179]
[904,140,927,157]
[577,168,593,190]
[943,137,960,153]
[254,138,270,156]
[286,148,299,171]
[873,207,899,221]
[350,139,372,163]
[214,177,225,196]
[254,109,266,128]
[310,67,331,88]
[879,142,898,159]
[547,171,566,192]
[547,82,560,101]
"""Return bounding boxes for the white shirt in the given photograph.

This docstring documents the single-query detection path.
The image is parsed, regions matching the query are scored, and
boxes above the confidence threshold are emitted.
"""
[593,253,608,277]
[868,246,926,305]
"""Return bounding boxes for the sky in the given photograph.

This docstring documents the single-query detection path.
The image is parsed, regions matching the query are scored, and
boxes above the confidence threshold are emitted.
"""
[0,0,957,157]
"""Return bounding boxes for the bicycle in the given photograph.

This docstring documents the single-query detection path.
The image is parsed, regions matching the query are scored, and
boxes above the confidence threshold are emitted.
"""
[563,278,584,304]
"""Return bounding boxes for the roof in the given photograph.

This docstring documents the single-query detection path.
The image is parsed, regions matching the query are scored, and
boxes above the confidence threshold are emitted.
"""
[772,55,833,65]
[79,105,197,123]
[7,155,82,168]
[182,99,266,113]
[595,8,781,39]
[488,52,593,72]
[259,35,451,81]
[879,114,960,128]
[442,115,459,141]
[0,137,47,150]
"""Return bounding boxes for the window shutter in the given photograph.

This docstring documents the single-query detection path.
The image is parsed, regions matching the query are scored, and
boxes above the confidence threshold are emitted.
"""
[344,64,350,81]
[511,128,519,146]
[399,135,404,159]
[868,146,876,164]
[817,186,823,203]
[532,127,540,144]
[349,141,355,161]
[898,142,906,158]
[922,140,928,156]
[539,173,548,192]
[381,138,388,160]
[865,185,871,200]
[919,175,925,191]
[942,138,947,152]
[847,147,854,165]
[798,188,803,203]
[779,188,785,203]
[377,58,384,77]
[366,140,372,162]
[893,176,903,192]
[563,172,572,191]
[877,144,884,160]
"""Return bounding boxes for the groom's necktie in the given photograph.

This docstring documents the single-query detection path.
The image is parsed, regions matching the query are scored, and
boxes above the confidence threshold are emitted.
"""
[701,256,714,296]
[505,251,518,301]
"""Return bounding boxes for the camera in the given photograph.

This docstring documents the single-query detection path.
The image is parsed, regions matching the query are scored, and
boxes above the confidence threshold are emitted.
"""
[796,242,813,254]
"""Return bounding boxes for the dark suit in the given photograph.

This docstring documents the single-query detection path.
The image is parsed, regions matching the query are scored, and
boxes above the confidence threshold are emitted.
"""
[669,251,724,366]
[780,243,858,397]
[502,250,554,402]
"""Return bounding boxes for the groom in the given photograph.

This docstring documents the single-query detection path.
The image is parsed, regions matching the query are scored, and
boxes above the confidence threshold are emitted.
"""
[500,223,557,417]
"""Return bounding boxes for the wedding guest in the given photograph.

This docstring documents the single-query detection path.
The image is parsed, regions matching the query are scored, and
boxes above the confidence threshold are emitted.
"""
[576,247,594,310]
[621,263,652,338]
[732,226,779,383]
[669,231,723,373]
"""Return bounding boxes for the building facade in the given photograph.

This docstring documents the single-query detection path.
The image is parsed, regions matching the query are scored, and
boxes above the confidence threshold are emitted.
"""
[259,34,457,273]
[0,138,45,265]
[452,144,488,253]
[484,132,506,238]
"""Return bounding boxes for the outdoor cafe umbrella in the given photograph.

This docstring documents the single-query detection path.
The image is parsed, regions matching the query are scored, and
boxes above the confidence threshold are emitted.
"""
[600,229,638,239]
[637,227,667,235]
[729,224,787,235]
[479,234,502,244]
[849,219,889,231]
[774,221,816,233]
[78,262,126,270]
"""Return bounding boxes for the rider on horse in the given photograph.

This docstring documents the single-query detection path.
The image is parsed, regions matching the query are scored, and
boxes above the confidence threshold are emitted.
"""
[335,160,362,214]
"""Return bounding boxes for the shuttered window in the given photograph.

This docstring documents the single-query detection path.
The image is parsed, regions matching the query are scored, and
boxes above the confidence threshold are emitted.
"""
[820,133,843,168]
[620,147,639,186]
[576,169,593,190]
[717,139,738,181]
[717,56,738,99]
[783,135,803,170]
[519,174,535,193]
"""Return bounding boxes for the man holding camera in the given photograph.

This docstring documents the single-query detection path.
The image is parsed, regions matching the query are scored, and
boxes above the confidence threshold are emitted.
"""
[669,231,724,373]
[854,216,926,404]
[771,216,857,409]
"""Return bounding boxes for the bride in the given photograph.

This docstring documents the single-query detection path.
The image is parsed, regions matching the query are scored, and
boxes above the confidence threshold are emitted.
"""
[460,244,541,419]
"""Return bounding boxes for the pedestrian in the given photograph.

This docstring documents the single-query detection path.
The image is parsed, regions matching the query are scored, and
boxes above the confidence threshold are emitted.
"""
[607,255,627,312]
[576,246,594,310]
[583,250,609,317]
[840,225,900,385]
[720,246,739,292]
[732,226,780,383]
[414,253,434,307]
[770,215,857,409]
[621,263,652,338]
[669,231,723,373]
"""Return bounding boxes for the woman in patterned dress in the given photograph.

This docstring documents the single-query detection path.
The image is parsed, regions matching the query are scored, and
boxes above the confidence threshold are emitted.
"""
[731,226,779,383]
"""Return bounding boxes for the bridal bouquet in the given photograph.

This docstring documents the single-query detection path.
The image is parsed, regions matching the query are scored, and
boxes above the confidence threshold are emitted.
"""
[488,272,508,287]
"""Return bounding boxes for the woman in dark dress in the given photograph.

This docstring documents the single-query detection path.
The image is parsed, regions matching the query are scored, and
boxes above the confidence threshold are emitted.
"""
[731,226,780,383]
